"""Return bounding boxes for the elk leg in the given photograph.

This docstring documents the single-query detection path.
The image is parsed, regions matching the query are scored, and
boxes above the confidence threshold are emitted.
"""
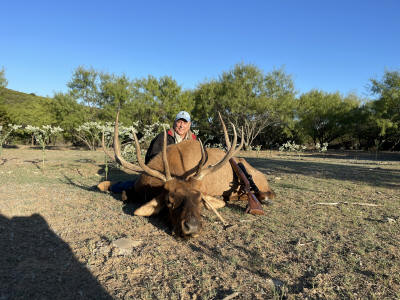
[134,193,165,216]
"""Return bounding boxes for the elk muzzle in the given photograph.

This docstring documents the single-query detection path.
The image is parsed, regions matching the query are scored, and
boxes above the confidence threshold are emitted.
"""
[181,216,201,237]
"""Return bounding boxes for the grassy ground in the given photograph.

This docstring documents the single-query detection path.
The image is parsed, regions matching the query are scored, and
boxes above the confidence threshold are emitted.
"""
[0,147,399,299]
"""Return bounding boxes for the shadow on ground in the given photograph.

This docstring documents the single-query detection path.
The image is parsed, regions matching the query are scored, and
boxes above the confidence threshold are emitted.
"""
[247,155,400,189]
[0,213,112,299]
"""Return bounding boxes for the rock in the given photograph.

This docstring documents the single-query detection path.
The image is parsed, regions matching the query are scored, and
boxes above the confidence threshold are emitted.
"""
[386,217,396,224]
[112,238,143,256]
[266,278,285,289]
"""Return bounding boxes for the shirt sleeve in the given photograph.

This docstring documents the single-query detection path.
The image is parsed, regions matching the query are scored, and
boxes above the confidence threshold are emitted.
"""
[145,133,164,164]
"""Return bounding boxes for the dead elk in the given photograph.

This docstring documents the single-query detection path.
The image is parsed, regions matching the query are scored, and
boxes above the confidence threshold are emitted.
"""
[106,112,275,238]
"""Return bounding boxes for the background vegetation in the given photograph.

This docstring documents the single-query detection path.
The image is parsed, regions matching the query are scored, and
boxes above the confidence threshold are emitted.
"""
[1,64,399,151]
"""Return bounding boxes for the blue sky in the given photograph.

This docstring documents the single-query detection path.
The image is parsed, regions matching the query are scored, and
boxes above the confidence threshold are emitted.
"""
[1,0,399,98]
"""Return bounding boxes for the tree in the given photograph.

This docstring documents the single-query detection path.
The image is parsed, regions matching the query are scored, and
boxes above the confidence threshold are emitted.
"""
[0,67,8,90]
[297,90,360,144]
[0,67,8,125]
[193,64,297,149]
[50,93,87,142]
[67,66,103,120]
[369,70,400,150]
[130,75,194,125]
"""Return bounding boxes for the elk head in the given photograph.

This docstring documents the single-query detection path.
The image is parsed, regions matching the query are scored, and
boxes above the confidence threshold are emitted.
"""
[110,111,243,238]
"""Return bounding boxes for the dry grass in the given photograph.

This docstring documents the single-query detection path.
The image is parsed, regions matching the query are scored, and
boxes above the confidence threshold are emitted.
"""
[1,147,399,299]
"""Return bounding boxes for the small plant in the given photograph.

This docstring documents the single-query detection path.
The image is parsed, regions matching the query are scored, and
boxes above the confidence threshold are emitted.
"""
[315,142,328,152]
[254,145,262,157]
[0,124,22,157]
[25,125,63,168]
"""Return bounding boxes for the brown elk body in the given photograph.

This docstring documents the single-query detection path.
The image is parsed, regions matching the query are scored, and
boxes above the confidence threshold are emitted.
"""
[109,112,275,238]
[134,140,274,202]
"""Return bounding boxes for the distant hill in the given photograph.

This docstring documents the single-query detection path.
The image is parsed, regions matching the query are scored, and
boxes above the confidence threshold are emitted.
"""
[1,88,52,104]
[0,88,55,126]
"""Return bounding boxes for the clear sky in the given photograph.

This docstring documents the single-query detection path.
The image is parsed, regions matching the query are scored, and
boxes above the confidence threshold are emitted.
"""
[1,0,399,98]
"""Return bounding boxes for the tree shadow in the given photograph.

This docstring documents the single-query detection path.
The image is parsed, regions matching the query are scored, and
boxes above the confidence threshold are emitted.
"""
[96,164,139,183]
[246,157,400,189]
[0,213,112,299]
[60,175,99,192]
[307,150,400,162]
[24,160,42,170]
[2,145,19,149]
[0,158,17,166]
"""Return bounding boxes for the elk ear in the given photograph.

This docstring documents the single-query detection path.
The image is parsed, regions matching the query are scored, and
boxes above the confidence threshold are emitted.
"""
[202,195,226,210]
[134,196,165,216]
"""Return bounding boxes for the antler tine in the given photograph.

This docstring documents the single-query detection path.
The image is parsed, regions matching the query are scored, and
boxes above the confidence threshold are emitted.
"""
[235,126,244,155]
[162,126,172,181]
[132,127,167,182]
[193,139,206,178]
[218,111,244,156]
[218,112,231,149]
[193,122,238,181]
[113,111,143,173]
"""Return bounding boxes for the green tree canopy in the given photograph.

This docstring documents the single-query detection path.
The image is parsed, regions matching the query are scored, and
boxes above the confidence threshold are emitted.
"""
[297,90,360,144]
[130,75,194,125]
[0,67,7,90]
[193,64,296,148]
[369,69,400,149]
[50,93,87,140]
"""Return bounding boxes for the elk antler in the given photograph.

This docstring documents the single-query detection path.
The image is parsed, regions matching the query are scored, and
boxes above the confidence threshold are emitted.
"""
[161,125,172,181]
[112,111,172,182]
[193,114,244,180]
[112,111,144,173]
[218,112,231,149]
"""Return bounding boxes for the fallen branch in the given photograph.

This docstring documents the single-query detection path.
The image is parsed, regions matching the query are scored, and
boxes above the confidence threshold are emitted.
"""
[222,292,240,300]
[313,202,382,207]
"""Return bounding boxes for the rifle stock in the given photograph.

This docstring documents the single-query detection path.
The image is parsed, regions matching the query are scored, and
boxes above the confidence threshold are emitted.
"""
[229,158,264,215]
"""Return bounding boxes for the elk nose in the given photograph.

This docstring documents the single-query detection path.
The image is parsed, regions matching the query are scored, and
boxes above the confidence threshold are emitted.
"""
[182,218,200,236]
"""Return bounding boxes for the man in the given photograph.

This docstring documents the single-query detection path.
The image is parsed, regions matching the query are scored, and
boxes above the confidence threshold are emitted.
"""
[97,111,196,193]
[144,110,196,164]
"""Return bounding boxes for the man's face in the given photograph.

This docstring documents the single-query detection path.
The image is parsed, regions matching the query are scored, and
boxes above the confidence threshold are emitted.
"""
[174,119,191,137]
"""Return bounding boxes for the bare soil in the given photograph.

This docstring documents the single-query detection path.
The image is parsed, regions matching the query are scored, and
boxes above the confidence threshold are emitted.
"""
[1,148,399,299]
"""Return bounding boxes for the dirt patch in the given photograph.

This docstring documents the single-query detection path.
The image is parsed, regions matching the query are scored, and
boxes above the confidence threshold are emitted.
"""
[1,148,399,299]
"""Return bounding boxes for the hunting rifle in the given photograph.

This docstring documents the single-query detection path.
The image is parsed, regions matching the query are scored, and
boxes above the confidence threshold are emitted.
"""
[229,158,264,215]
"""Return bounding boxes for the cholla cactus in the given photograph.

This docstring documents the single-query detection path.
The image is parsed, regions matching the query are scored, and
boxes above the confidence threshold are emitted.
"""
[279,141,307,153]
[0,124,22,156]
[210,143,224,150]
[141,122,170,147]
[315,142,328,152]
[25,125,63,168]
[100,121,168,178]
[75,121,104,150]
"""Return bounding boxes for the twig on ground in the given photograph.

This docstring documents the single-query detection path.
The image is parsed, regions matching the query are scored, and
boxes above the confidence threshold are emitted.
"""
[313,202,382,207]
[222,292,240,300]
[202,197,228,226]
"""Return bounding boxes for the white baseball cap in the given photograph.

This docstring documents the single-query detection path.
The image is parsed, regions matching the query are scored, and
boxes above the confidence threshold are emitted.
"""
[175,111,191,122]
